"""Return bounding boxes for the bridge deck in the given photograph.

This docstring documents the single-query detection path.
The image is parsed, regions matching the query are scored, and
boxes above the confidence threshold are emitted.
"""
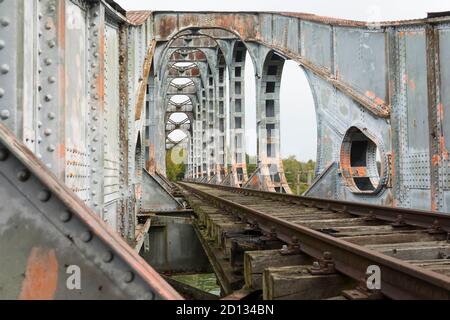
[180,182,450,300]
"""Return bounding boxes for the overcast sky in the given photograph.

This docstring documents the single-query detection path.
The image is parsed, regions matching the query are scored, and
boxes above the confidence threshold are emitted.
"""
[116,0,450,162]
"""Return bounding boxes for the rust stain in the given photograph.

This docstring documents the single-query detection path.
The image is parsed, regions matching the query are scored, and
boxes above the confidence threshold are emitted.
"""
[439,136,449,161]
[135,184,142,200]
[384,192,394,207]
[374,97,385,106]
[364,91,387,108]
[351,166,368,177]
[402,74,408,84]
[365,91,376,99]
[135,40,157,121]
[127,11,152,26]
[250,175,259,186]
[432,154,441,166]
[158,15,177,39]
[409,79,416,91]
[431,197,438,212]
[438,103,444,121]
[195,51,206,60]
[97,23,105,111]
[19,247,59,300]
[58,143,65,159]
[181,14,198,29]
[148,144,155,174]
[437,104,449,160]
[191,68,200,77]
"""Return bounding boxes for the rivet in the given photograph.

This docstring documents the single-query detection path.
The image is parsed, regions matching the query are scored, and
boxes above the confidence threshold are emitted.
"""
[0,18,10,27]
[81,231,93,243]
[38,190,51,202]
[0,40,4,50]
[123,271,135,283]
[0,109,10,120]
[17,169,31,182]
[60,211,72,223]
[0,88,4,97]
[0,148,9,161]
[102,251,114,263]
[144,292,155,300]
[0,64,9,74]
[44,129,52,136]
[47,145,56,153]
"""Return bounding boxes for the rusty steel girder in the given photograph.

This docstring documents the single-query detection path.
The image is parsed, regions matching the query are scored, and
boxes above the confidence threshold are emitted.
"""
[0,123,182,300]
[148,10,450,211]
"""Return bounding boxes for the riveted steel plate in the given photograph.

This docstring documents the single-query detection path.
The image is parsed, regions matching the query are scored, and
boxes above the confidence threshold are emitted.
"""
[0,123,181,300]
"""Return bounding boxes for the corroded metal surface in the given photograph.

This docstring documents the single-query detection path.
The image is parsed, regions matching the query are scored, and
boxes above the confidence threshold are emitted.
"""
[0,123,182,299]
[1,0,450,299]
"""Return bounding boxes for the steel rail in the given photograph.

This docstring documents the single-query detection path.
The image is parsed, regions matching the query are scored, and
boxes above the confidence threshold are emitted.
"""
[179,182,450,300]
[183,181,450,234]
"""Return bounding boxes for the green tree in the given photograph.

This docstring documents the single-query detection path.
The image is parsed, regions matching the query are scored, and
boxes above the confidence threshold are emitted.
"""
[166,148,187,182]
[246,154,257,176]
[283,156,316,195]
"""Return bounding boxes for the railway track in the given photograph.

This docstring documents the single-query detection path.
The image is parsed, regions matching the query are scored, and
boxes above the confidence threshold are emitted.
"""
[178,182,450,300]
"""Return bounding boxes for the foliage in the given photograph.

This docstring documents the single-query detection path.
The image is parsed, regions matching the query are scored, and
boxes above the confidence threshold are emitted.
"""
[246,154,257,176]
[283,156,316,195]
[166,148,187,181]
[167,150,315,190]
[245,154,316,194]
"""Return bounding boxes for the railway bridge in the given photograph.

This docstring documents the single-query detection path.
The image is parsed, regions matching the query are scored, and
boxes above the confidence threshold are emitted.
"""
[1,0,450,300]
